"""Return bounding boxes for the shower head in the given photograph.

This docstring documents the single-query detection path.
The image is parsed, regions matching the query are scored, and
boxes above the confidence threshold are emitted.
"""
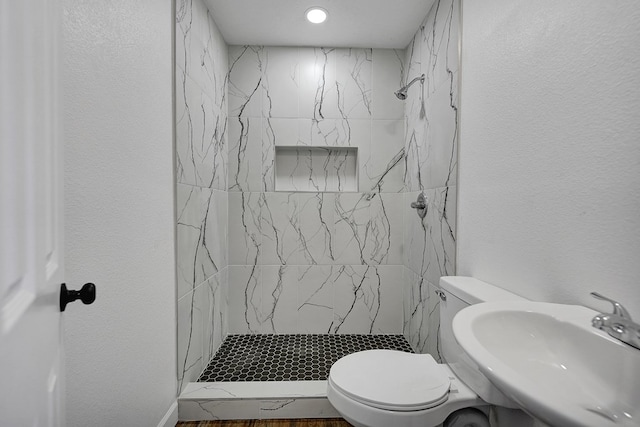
[394,90,407,100]
[395,74,425,100]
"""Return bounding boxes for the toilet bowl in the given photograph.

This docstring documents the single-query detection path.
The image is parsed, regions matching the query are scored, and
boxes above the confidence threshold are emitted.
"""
[327,350,486,427]
[327,276,527,427]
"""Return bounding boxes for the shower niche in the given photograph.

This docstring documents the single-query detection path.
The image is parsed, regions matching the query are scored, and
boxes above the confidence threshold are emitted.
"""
[274,146,358,192]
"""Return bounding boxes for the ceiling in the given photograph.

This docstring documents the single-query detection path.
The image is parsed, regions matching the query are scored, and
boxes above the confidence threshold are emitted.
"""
[204,0,436,49]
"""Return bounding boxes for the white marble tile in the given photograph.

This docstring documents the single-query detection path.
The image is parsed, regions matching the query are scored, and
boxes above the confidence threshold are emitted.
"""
[364,120,405,192]
[366,192,404,265]
[181,380,328,400]
[175,0,190,77]
[405,272,430,353]
[331,265,403,334]
[263,118,302,191]
[331,265,370,333]
[426,280,443,362]
[203,10,229,108]
[176,0,229,399]
[335,48,372,119]
[274,146,358,192]
[374,265,404,333]
[300,118,364,148]
[405,191,430,277]
[297,193,337,265]
[215,190,229,270]
[402,267,415,342]
[228,192,261,265]
[221,267,229,339]
[202,271,226,364]
[420,0,460,94]
[175,0,228,191]
[403,108,428,193]
[263,47,299,118]
[176,74,226,189]
[177,289,204,392]
[299,48,339,120]
[403,27,425,122]
[423,71,458,189]
[198,188,221,280]
[266,118,302,146]
[332,193,371,265]
[176,185,228,301]
[402,193,412,267]
[259,398,340,419]
[228,116,262,192]
[400,0,459,363]
[227,265,262,334]
[176,0,209,90]
[228,45,264,118]
[261,266,298,333]
[297,266,334,333]
[260,192,301,265]
[179,399,260,421]
[176,184,202,299]
[179,396,338,421]
[425,186,457,286]
[372,49,405,120]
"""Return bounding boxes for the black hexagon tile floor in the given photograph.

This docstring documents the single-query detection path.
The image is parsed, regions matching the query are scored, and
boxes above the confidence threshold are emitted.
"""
[198,334,414,382]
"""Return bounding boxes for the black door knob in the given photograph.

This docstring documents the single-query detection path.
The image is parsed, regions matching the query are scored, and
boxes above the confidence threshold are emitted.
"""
[60,283,96,312]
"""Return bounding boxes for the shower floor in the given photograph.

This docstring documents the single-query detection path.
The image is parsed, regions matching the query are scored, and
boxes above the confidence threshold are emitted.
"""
[198,334,413,382]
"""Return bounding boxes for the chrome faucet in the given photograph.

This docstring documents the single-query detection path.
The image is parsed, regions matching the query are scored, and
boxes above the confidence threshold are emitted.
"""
[590,292,640,350]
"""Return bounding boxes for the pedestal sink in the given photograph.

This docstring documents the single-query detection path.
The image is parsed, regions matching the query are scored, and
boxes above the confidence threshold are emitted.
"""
[453,301,639,427]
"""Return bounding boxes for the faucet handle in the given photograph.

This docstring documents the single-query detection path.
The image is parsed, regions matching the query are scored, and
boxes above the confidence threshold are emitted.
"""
[590,292,632,320]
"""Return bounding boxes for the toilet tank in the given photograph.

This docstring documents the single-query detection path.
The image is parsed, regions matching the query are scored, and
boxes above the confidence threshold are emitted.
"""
[439,276,526,407]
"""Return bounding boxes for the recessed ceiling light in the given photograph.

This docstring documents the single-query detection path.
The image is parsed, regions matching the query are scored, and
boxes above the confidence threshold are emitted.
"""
[306,7,328,24]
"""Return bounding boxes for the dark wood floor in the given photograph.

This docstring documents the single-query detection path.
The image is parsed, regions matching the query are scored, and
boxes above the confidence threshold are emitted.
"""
[177,419,351,427]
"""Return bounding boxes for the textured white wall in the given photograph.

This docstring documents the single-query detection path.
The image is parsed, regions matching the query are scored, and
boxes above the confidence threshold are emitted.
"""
[458,1,640,316]
[63,1,176,426]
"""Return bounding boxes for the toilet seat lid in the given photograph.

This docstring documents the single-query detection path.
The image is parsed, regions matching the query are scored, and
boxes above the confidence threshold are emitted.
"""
[329,350,450,411]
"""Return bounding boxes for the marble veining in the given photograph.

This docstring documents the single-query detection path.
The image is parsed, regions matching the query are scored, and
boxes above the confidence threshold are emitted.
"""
[403,0,459,193]
[176,0,229,191]
[229,192,403,268]
[228,46,404,193]
[402,0,459,357]
[176,0,230,392]
[176,0,460,400]
[225,44,408,338]
[228,265,403,335]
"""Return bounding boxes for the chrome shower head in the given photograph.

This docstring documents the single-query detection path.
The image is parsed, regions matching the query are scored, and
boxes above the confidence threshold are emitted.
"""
[394,74,425,100]
[394,90,407,100]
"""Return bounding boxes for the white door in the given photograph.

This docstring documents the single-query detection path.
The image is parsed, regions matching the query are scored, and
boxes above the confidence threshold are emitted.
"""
[1,0,66,425]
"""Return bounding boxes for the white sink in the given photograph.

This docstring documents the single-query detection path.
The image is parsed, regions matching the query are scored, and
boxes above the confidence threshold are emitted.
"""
[453,301,640,427]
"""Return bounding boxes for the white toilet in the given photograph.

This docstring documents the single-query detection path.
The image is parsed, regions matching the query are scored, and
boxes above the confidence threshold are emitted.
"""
[327,276,527,427]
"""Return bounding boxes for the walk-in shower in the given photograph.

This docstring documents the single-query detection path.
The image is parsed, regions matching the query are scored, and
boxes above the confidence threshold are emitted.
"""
[176,0,460,420]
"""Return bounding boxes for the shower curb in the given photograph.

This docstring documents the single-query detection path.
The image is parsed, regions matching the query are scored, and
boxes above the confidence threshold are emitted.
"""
[177,381,340,421]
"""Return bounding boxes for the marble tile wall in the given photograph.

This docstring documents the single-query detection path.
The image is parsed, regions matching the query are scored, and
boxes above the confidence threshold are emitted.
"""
[402,0,460,359]
[174,0,459,390]
[176,0,229,391]
[227,46,406,335]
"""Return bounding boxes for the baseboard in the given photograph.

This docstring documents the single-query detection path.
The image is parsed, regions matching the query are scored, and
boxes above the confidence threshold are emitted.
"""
[158,401,179,427]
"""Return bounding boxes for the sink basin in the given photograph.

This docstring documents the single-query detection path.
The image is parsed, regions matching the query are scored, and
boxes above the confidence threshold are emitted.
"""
[453,301,640,427]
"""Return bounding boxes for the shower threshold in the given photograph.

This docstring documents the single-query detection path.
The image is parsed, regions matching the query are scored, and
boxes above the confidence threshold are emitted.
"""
[178,334,413,421]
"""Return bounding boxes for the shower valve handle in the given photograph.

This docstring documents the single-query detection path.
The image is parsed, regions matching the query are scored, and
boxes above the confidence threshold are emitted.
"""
[410,193,428,219]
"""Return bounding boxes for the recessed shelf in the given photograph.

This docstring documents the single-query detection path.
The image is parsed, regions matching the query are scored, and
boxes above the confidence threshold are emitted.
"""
[274,146,358,192]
